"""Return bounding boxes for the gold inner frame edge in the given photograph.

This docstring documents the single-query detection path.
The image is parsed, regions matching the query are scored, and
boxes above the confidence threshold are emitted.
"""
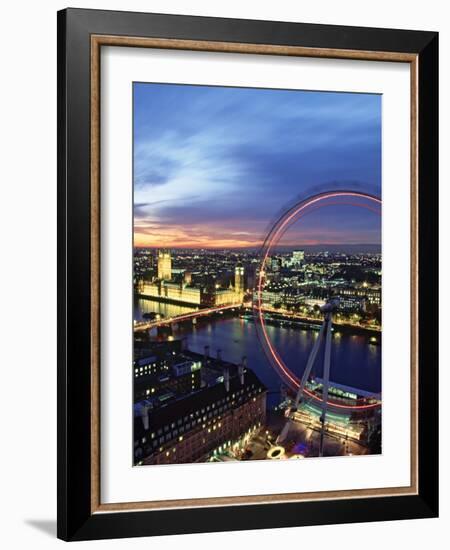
[90,35,419,514]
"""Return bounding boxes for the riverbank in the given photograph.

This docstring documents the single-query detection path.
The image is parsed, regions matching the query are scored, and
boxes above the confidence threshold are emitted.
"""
[241,309,381,339]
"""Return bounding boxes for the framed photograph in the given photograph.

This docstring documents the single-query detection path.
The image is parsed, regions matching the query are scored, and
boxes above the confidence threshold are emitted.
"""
[57,8,438,541]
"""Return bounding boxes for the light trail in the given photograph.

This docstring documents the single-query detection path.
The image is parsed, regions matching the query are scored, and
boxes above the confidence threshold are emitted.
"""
[253,191,382,411]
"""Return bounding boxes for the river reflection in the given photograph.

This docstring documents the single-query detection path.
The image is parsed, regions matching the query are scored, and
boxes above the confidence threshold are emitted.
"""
[135,298,381,408]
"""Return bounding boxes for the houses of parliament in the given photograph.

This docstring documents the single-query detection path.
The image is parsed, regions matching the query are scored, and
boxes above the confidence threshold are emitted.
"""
[139,249,245,307]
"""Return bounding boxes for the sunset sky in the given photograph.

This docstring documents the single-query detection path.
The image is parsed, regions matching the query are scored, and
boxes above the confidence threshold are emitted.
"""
[133,83,381,249]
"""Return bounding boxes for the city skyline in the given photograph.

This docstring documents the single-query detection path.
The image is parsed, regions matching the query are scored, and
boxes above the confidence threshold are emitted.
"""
[133,83,382,466]
[134,83,381,248]
[133,246,382,465]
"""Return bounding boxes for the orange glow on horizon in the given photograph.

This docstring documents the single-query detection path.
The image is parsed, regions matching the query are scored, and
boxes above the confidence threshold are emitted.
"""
[133,232,262,249]
[133,232,376,249]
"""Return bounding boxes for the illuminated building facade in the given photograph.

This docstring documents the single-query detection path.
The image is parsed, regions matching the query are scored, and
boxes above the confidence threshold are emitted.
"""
[157,249,172,280]
[141,254,245,307]
[260,289,282,305]
[281,377,380,447]
[291,250,305,266]
[141,280,202,305]
[134,368,267,465]
[270,257,282,272]
[209,288,241,306]
[365,286,381,306]
[134,358,203,402]
[338,294,367,312]
[338,285,381,307]
[235,264,244,294]
[134,341,203,401]
[159,282,201,304]
[204,264,245,306]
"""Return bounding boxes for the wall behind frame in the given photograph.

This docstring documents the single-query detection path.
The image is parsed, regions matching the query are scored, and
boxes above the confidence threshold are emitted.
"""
[0,1,446,549]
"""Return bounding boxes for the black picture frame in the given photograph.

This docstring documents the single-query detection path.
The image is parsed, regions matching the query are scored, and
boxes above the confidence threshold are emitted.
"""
[57,7,438,541]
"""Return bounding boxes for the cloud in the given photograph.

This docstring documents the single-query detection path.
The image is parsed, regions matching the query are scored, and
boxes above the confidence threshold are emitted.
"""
[133,83,381,247]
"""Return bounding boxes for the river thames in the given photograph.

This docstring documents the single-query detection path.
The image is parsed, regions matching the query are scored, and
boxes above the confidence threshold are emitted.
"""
[135,298,381,408]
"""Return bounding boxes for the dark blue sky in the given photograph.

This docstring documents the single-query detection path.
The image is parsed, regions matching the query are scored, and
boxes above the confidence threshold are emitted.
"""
[134,83,381,248]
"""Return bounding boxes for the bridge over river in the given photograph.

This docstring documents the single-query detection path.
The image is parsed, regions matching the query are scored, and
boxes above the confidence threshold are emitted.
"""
[133,303,246,332]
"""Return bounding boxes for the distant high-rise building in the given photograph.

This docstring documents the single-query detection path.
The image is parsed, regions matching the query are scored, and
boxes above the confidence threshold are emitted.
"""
[291,250,305,266]
[157,249,172,280]
[270,257,282,272]
[235,264,244,295]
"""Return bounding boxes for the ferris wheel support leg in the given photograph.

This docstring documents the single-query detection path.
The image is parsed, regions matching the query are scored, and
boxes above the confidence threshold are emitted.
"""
[319,313,333,457]
[276,319,326,445]
[295,320,326,407]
